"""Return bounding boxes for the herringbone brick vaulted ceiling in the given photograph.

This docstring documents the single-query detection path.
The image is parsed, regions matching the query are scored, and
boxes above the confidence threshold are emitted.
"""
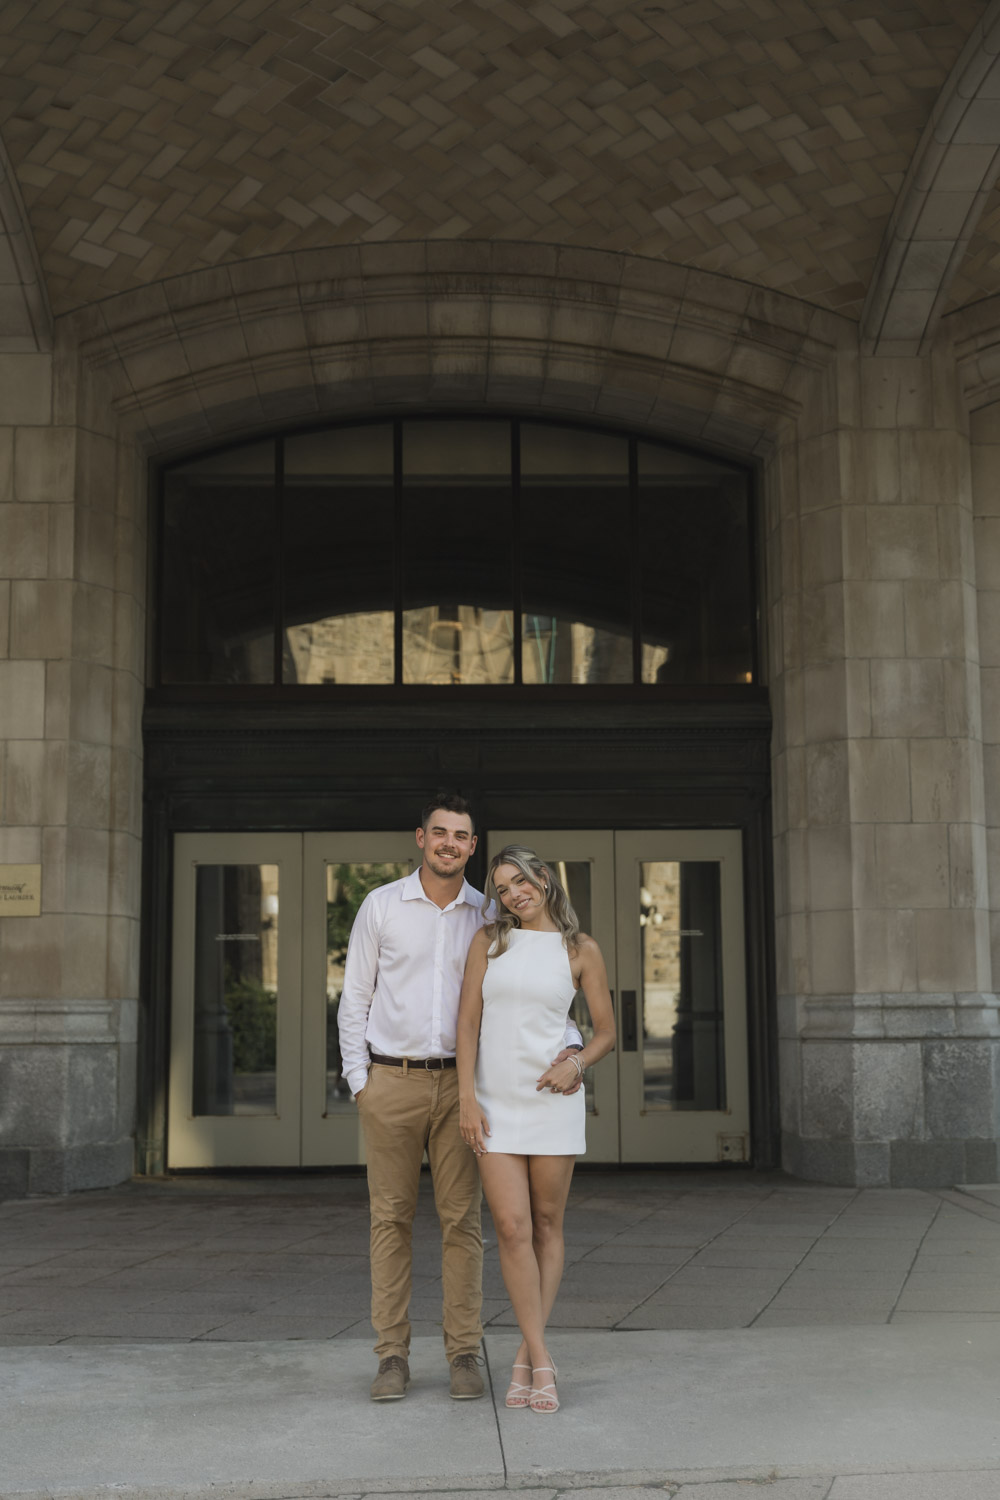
[0,0,991,320]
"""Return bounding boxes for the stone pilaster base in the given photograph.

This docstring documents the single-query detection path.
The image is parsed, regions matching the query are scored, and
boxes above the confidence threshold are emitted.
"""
[779,994,1000,1187]
[782,1133,1000,1189]
[0,1000,137,1197]
[0,1139,134,1196]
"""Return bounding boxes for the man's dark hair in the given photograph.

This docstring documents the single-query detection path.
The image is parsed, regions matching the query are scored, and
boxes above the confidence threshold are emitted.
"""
[421,791,475,832]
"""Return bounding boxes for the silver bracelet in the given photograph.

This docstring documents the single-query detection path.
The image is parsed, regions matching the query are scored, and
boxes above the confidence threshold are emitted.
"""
[569,1053,584,1080]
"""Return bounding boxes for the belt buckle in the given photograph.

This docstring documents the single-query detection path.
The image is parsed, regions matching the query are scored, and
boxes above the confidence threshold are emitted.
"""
[426,1056,444,1070]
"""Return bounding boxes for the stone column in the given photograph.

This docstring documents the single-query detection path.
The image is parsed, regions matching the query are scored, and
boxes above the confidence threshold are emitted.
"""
[0,349,142,1194]
[972,400,1000,1139]
[772,342,1000,1187]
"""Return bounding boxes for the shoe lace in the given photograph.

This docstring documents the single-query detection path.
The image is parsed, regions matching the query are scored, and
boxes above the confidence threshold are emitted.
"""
[380,1355,407,1373]
[453,1352,484,1370]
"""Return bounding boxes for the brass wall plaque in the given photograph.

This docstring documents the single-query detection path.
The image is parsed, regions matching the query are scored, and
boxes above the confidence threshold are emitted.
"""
[0,864,41,917]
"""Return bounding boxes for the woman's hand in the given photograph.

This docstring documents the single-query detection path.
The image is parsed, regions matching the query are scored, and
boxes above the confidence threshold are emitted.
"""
[535,1054,583,1094]
[550,1045,584,1094]
[459,1096,491,1156]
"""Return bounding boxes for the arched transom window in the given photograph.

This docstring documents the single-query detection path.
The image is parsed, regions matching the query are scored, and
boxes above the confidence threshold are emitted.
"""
[156,417,755,690]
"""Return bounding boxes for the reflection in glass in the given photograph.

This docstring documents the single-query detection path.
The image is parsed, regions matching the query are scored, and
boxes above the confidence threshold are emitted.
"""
[638,444,753,684]
[521,426,631,683]
[162,442,277,684]
[158,419,758,692]
[402,422,514,684]
[324,861,410,1112]
[550,859,597,1115]
[282,426,395,685]
[640,861,725,1110]
[193,864,279,1116]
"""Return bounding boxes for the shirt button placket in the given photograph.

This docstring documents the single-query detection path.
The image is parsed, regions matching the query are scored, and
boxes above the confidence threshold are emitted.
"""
[431,911,444,1057]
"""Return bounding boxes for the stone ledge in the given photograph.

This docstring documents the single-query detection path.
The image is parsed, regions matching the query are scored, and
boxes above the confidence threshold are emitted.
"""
[782,992,1000,1040]
[0,998,135,1045]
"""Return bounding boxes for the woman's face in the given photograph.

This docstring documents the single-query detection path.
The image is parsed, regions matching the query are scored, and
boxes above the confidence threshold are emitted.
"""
[492,862,547,921]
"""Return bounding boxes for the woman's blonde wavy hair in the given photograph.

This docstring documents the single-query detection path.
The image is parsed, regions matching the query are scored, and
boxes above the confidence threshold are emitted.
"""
[483,844,580,957]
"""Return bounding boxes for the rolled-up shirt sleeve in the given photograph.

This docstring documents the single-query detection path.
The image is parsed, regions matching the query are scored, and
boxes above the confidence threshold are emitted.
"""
[562,1019,584,1050]
[338,893,381,1098]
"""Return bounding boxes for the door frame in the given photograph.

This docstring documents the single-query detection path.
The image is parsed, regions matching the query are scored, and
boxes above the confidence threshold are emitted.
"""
[301,832,417,1166]
[489,829,751,1165]
[166,823,756,1170]
[488,830,619,1161]
[138,696,775,1176]
[614,828,749,1163]
[167,832,303,1168]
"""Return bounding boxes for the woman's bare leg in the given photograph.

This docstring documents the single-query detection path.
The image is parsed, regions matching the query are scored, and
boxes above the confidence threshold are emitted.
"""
[509,1154,575,1407]
[478,1153,551,1390]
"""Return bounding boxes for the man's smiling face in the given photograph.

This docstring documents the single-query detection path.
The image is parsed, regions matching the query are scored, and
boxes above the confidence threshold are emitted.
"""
[416,809,477,878]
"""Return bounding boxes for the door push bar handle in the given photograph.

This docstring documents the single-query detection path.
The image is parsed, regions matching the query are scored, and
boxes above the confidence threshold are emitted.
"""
[621,990,638,1052]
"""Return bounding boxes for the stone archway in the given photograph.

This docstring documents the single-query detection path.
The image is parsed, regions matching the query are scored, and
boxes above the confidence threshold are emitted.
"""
[69,246,831,1181]
[862,0,1000,355]
[8,232,997,1190]
[64,243,844,461]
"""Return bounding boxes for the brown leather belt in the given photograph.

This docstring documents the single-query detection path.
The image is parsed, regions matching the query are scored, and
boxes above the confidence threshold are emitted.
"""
[370,1052,456,1069]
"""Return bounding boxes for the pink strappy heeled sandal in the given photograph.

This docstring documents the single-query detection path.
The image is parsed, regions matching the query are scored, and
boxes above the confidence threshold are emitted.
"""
[529,1364,559,1414]
[505,1361,533,1408]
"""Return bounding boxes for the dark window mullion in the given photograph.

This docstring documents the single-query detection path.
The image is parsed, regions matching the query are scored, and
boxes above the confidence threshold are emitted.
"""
[393,420,403,685]
[274,438,284,686]
[154,464,166,687]
[630,438,641,684]
[153,465,164,687]
[747,475,759,686]
[512,421,522,686]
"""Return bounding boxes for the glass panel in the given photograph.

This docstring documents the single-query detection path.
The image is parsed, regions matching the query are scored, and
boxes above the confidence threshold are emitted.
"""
[402,421,514,684]
[521,425,631,683]
[638,444,753,684]
[639,861,725,1111]
[161,442,276,683]
[282,426,395,684]
[193,864,279,1116]
[324,860,410,1112]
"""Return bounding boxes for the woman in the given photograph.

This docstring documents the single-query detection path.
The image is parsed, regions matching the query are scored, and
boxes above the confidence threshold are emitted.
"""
[456,845,616,1414]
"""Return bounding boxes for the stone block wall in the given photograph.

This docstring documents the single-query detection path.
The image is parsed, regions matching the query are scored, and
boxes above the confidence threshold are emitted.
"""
[0,349,143,1195]
[2,249,1000,1191]
[773,349,1000,1186]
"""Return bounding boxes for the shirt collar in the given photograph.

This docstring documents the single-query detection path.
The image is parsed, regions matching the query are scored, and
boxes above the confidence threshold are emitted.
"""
[402,867,483,910]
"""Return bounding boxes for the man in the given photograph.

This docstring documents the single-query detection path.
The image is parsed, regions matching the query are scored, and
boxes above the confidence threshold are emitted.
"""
[338,792,583,1401]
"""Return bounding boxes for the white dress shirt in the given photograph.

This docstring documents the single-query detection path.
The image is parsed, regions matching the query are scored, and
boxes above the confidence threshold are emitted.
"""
[338,866,583,1098]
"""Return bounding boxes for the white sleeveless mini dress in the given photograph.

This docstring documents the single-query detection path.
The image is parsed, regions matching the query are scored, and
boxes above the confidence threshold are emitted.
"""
[475,927,586,1156]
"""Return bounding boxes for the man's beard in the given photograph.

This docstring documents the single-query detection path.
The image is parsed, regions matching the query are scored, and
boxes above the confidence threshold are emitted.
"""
[425,852,465,878]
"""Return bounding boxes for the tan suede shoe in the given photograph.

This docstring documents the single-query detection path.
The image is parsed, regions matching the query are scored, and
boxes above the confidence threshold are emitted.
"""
[370,1355,410,1401]
[449,1352,485,1399]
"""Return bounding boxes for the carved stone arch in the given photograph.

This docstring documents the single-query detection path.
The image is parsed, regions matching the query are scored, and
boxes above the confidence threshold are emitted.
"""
[947,293,1000,415]
[862,0,1000,356]
[64,244,845,463]
[0,129,52,352]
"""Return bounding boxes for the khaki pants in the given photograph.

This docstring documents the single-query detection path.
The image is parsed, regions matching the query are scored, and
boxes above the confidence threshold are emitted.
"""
[358,1063,483,1361]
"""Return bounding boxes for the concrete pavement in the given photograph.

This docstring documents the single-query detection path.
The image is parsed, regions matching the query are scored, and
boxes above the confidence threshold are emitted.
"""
[3,1170,1000,1498]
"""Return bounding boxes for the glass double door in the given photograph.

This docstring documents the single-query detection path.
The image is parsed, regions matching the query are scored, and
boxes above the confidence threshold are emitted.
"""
[168,832,416,1169]
[167,828,749,1168]
[488,830,749,1163]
